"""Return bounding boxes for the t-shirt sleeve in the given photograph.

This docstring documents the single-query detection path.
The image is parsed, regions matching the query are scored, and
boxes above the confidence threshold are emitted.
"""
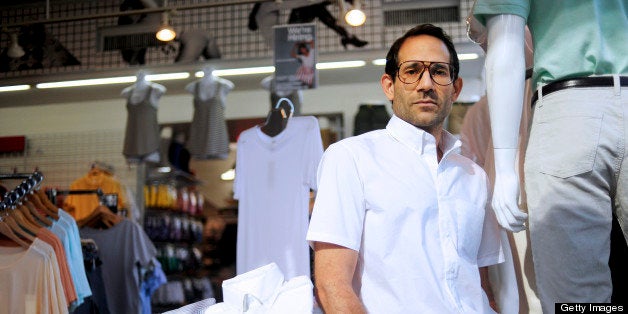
[473,0,529,25]
[306,141,365,251]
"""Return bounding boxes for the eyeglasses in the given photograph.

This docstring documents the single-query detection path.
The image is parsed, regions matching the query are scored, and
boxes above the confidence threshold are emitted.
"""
[396,60,455,86]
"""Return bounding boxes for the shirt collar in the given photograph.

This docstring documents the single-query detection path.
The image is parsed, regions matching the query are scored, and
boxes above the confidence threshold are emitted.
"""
[386,114,461,156]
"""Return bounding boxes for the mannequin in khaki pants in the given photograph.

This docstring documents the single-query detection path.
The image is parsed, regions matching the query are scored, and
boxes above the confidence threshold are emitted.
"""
[475,1,628,311]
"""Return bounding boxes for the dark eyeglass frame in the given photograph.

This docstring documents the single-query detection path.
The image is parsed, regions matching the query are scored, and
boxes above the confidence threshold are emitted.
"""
[396,60,456,86]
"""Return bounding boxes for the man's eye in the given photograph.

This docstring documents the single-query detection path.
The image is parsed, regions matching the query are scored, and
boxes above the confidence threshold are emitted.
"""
[404,68,419,75]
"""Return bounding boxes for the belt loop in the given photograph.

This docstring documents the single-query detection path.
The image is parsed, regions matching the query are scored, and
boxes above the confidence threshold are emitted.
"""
[536,82,543,106]
[613,74,620,96]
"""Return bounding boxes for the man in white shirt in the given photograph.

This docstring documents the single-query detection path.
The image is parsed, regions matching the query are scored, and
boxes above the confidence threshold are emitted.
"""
[306,24,505,313]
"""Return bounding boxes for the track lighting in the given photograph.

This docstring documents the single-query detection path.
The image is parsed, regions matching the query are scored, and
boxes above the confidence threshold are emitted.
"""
[156,11,176,42]
[7,32,25,59]
[345,1,366,27]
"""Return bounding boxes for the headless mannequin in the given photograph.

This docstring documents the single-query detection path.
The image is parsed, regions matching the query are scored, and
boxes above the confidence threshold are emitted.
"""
[261,75,302,116]
[260,108,289,137]
[185,66,234,102]
[185,65,234,160]
[121,70,166,163]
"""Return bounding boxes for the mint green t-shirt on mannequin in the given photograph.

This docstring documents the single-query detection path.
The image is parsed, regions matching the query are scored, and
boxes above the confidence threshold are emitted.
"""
[473,0,628,87]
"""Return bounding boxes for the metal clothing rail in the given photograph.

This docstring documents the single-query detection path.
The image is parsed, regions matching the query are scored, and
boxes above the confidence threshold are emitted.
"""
[0,171,44,208]
[45,188,104,208]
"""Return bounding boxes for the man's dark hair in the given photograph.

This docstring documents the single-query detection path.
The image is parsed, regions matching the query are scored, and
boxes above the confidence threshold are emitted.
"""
[384,24,460,82]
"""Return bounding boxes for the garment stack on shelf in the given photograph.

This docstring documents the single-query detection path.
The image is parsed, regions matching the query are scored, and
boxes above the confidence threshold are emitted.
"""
[0,171,165,314]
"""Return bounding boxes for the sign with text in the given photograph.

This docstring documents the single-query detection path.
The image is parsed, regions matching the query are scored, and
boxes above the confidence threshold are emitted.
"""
[273,23,318,91]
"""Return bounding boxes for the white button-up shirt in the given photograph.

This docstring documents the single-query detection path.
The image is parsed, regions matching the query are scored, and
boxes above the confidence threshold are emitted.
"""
[307,115,503,313]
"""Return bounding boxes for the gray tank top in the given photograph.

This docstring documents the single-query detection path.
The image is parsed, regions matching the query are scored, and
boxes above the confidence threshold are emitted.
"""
[123,87,161,159]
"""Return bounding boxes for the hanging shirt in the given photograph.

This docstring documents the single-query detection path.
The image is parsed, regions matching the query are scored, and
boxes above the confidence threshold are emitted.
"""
[63,169,128,221]
[79,219,157,314]
[0,239,68,314]
[52,209,93,309]
[38,228,78,308]
[234,116,323,280]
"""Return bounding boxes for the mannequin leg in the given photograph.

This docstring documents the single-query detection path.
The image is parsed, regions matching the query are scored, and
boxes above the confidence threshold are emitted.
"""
[288,3,367,49]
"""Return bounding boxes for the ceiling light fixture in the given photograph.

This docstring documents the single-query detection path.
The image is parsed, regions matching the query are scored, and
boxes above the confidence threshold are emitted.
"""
[35,72,189,89]
[0,85,30,92]
[7,32,25,59]
[345,1,366,27]
[210,66,276,77]
[316,60,366,69]
[156,11,176,42]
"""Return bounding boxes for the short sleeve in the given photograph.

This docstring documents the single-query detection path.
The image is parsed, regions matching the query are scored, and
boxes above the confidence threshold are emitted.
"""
[477,203,505,267]
[306,142,365,251]
[473,0,529,25]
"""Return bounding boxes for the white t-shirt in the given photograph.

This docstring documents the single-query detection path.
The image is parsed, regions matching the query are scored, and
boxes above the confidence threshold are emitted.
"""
[234,116,323,279]
[307,115,504,313]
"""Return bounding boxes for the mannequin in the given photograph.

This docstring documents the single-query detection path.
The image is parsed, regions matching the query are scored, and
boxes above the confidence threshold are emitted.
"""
[475,1,628,310]
[185,65,234,159]
[287,1,367,49]
[174,29,221,63]
[247,2,280,48]
[121,70,165,163]
[247,1,367,50]
[261,75,302,116]
[461,11,540,314]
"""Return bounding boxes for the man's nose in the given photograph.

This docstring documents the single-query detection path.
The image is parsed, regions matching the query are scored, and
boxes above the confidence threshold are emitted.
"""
[415,68,434,90]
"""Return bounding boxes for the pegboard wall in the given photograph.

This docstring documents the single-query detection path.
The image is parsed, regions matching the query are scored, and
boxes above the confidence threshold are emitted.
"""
[0,130,139,200]
[1,0,476,78]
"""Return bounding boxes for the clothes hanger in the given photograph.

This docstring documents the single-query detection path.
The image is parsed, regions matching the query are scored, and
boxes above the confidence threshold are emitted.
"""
[35,189,60,216]
[2,210,36,243]
[16,182,53,227]
[0,205,31,248]
[27,190,59,220]
[10,207,41,236]
[77,205,122,229]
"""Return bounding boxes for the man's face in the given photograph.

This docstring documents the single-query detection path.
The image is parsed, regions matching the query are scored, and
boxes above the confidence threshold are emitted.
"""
[381,35,463,134]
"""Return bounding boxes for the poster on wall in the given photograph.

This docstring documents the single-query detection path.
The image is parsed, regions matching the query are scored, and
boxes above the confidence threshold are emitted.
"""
[273,23,317,91]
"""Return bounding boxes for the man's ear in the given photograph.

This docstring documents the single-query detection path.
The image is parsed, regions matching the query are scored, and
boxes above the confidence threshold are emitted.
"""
[452,77,464,101]
[381,74,395,101]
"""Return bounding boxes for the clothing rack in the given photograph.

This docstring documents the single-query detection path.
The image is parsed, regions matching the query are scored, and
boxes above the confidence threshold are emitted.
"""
[0,171,44,209]
[46,188,104,208]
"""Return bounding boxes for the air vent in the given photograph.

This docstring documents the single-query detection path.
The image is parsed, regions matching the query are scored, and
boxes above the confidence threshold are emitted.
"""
[97,23,166,51]
[381,0,460,26]
[384,6,459,26]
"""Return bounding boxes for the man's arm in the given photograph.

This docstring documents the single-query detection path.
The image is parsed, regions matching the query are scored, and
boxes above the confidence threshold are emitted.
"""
[313,241,366,313]
[484,14,528,232]
[479,266,498,312]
